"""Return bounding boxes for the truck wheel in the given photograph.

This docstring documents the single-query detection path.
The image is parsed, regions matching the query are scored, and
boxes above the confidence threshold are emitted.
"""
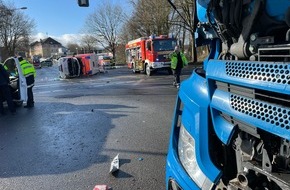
[145,64,151,76]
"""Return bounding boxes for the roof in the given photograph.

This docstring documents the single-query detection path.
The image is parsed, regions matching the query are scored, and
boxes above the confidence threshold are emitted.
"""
[30,37,62,47]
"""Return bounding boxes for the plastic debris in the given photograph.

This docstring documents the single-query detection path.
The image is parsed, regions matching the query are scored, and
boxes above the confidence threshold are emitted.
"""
[93,185,109,190]
[109,154,119,174]
[138,157,143,161]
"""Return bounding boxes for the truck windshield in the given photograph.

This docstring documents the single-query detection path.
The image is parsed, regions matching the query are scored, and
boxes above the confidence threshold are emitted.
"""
[152,39,177,51]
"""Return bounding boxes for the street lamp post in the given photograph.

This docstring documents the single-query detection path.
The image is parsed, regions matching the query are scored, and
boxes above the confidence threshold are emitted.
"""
[12,7,27,11]
[0,6,27,16]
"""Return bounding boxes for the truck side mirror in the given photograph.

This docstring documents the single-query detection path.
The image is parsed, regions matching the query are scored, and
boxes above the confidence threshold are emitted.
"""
[78,0,89,7]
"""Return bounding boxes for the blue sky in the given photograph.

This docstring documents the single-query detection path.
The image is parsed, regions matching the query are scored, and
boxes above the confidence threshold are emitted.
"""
[4,0,131,45]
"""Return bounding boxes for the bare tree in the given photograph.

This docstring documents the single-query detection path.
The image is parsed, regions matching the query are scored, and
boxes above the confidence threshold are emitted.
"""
[80,34,97,53]
[126,0,172,37]
[83,2,125,61]
[168,0,197,62]
[66,43,81,54]
[0,2,34,60]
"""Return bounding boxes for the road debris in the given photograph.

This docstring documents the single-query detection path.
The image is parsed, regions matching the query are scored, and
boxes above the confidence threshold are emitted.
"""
[109,154,119,174]
[93,185,109,190]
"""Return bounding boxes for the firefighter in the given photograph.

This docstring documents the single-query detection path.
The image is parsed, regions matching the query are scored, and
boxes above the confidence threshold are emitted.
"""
[18,57,36,108]
[170,45,188,88]
[0,64,16,115]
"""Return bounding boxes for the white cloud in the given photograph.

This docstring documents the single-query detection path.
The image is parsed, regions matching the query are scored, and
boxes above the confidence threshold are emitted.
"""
[32,32,83,47]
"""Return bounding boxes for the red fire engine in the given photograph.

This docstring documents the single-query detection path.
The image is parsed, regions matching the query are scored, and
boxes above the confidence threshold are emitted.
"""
[125,35,177,76]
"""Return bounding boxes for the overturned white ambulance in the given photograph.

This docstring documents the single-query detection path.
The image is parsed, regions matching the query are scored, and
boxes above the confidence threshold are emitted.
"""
[58,57,81,79]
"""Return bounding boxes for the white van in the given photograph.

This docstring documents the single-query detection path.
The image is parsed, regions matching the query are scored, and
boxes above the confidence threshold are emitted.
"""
[58,57,81,79]
[2,56,28,106]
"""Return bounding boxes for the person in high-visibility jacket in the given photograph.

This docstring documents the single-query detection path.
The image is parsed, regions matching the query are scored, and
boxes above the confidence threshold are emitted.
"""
[18,57,36,108]
[170,45,188,88]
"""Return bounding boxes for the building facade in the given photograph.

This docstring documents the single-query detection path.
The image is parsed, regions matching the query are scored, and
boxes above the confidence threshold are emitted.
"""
[29,37,63,58]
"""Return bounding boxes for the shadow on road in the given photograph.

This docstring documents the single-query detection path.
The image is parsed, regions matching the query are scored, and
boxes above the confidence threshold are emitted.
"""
[0,102,135,178]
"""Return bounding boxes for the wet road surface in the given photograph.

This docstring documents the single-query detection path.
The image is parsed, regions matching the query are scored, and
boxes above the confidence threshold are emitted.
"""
[0,64,194,190]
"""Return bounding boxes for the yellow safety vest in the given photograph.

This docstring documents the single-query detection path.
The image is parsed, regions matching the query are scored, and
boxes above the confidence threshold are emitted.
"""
[170,52,188,69]
[20,60,36,78]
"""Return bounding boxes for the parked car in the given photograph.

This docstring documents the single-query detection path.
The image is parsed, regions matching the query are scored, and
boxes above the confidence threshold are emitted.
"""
[41,59,53,67]
[32,57,42,69]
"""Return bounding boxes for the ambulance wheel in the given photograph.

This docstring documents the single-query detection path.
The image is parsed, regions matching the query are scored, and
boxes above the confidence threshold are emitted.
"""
[145,64,151,76]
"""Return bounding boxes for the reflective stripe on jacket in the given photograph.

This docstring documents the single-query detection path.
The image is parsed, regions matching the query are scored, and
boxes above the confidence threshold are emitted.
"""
[20,60,36,78]
[3,65,8,71]
[0,63,8,71]
[170,52,188,69]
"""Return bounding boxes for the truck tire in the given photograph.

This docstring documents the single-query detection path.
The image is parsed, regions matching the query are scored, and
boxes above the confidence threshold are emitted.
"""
[145,64,151,76]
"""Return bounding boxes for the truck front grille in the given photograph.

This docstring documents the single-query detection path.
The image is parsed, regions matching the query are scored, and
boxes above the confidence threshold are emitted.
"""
[207,59,290,139]
[225,61,290,85]
[214,81,290,138]
[230,94,290,130]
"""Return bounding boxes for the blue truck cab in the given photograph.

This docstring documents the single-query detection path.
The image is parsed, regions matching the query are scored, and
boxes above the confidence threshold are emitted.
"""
[166,0,290,189]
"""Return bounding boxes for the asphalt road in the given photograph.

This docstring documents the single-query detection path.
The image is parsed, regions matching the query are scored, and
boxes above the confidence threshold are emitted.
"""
[0,64,194,190]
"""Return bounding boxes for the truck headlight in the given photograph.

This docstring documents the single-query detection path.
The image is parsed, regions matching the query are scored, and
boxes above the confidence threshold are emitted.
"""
[178,124,210,188]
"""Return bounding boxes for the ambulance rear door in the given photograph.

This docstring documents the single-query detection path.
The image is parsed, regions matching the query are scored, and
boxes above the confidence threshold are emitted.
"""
[4,57,28,102]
